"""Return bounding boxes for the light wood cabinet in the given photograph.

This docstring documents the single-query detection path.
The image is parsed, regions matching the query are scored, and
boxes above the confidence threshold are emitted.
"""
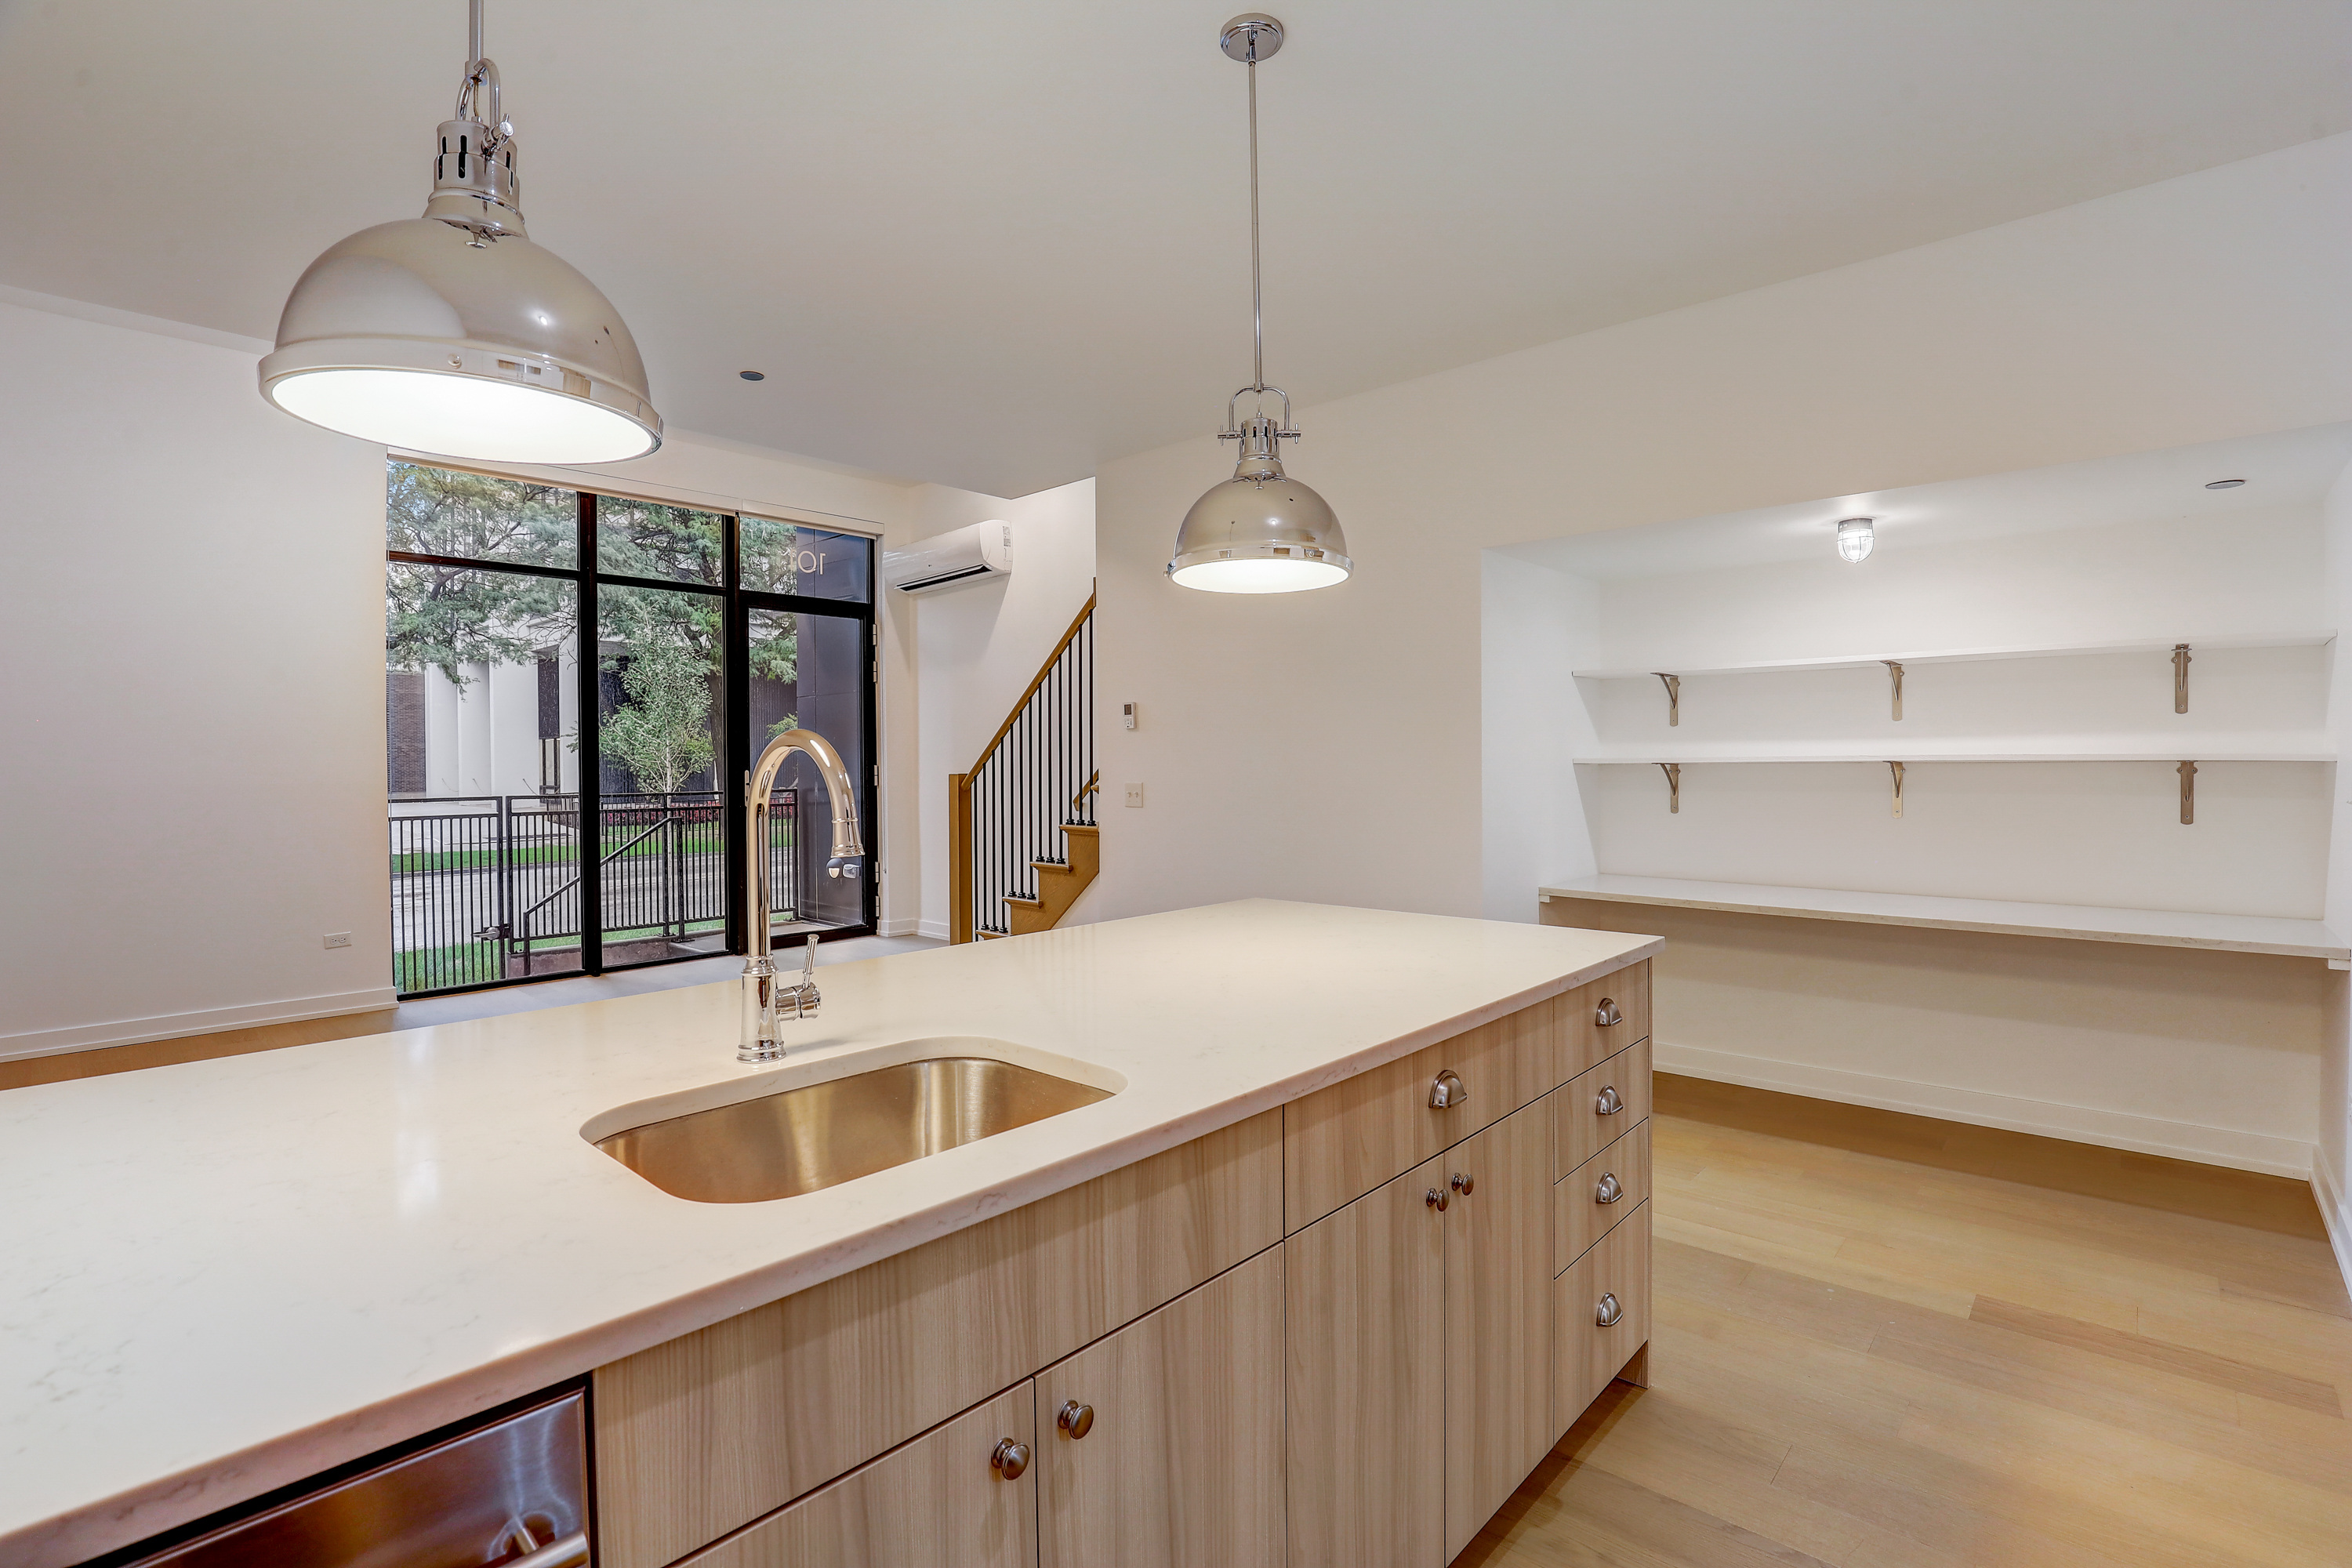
[593,956,1655,1568]
[1554,1036,1651,1179]
[1036,1247,1287,1568]
[594,1110,1282,1568]
[1559,961,1650,1079]
[1442,1097,1557,1562]
[1284,1154,1447,1568]
[1285,994,1562,1232]
[677,1384,1036,1568]
[1556,1120,1650,1267]
[1554,1200,1652,1435]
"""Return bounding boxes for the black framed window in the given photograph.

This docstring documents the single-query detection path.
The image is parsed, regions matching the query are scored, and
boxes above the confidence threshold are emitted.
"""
[383,461,877,998]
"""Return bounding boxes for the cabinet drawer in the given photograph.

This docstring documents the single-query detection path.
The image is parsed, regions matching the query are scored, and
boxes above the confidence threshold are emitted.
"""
[1286,997,1561,1232]
[1553,1037,1650,1181]
[1552,1201,1651,1435]
[593,1110,1283,1568]
[678,1384,1036,1568]
[1559,961,1650,1078]
[1555,1120,1649,1272]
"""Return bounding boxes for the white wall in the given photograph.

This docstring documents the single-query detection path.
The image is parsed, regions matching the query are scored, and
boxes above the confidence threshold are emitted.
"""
[0,289,996,1056]
[904,481,1098,939]
[1093,132,2352,927]
[1479,554,1598,919]
[0,296,394,1054]
[2319,463,2352,1273]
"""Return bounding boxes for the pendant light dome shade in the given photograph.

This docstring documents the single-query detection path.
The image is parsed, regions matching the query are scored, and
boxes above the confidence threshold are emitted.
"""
[263,218,660,463]
[259,2,660,464]
[1170,414,1351,593]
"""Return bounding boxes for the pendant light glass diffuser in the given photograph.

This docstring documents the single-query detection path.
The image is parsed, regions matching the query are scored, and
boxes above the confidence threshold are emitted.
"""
[1167,14,1351,593]
[259,0,660,464]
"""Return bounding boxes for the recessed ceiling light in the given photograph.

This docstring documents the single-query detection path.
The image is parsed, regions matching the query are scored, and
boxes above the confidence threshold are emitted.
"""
[739,370,766,382]
[2204,478,2245,489]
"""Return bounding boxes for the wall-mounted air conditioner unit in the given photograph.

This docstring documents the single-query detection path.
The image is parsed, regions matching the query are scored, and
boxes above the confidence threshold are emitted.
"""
[883,521,1013,594]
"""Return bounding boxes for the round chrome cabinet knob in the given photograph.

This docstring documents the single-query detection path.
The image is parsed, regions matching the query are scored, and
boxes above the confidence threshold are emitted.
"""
[990,1439,1031,1479]
[1595,1292,1623,1327]
[1450,1171,1475,1196]
[1057,1400,1095,1439]
[1595,1085,1624,1116]
[1428,1070,1468,1109]
[1426,1187,1450,1212]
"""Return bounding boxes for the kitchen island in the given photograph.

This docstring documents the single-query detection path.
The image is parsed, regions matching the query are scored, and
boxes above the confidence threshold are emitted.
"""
[1,900,1658,1567]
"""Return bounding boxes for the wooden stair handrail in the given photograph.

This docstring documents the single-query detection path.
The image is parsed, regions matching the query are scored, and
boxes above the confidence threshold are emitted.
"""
[965,591,1096,779]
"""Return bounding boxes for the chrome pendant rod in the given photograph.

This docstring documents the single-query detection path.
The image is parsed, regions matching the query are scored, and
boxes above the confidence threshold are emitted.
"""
[469,0,485,67]
[1247,58,1263,393]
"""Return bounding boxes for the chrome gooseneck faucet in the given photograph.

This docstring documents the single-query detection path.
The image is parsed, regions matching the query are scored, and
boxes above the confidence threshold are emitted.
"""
[740,728,865,1062]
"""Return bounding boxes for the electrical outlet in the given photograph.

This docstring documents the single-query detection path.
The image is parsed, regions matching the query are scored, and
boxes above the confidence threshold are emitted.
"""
[323,932,353,949]
[1123,783,1145,808]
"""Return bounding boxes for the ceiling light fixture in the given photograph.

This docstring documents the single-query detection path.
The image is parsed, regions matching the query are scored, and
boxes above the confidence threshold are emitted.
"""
[2204,478,2246,489]
[258,0,660,464]
[1167,14,1351,595]
[739,371,768,383]
[1835,517,1875,564]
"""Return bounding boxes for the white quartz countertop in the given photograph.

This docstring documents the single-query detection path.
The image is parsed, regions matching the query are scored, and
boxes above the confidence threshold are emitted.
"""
[0,900,1657,1567]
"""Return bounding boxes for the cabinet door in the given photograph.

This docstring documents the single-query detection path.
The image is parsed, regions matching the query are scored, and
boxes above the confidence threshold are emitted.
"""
[1037,1247,1286,1568]
[678,1383,1035,1568]
[1442,1095,1555,1561]
[1286,1154,1448,1568]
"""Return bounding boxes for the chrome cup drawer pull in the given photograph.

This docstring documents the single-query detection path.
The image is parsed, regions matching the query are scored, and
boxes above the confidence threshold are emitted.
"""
[1428,1069,1468,1109]
[1595,1084,1624,1116]
[1595,998,1624,1028]
[990,1439,1031,1479]
[1595,1292,1623,1328]
[1595,1171,1623,1204]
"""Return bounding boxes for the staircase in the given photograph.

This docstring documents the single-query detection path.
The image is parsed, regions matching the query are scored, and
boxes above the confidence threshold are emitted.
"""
[949,594,1098,942]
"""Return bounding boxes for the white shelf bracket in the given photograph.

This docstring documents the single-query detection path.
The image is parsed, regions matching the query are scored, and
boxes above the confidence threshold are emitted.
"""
[1883,660,1904,721]
[2179,759,2196,825]
[1657,761,1681,814]
[1888,760,1905,818]
[2173,644,2191,714]
[1653,672,1680,727]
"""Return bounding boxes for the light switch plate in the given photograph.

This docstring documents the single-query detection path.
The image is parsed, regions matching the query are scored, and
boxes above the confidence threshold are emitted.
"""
[323,932,352,949]
[1123,783,1145,808]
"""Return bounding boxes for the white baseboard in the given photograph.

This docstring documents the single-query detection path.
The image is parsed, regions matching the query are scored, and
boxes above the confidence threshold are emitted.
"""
[2316,1149,2352,1301]
[1654,1039,2317,1179]
[877,916,923,938]
[916,919,950,942]
[0,988,401,1064]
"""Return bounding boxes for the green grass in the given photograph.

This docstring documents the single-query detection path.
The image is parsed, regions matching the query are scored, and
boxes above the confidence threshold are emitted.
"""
[394,919,728,996]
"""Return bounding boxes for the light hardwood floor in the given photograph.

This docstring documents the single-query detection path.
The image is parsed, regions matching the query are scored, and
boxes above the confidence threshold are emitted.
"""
[1460,1074,2352,1568]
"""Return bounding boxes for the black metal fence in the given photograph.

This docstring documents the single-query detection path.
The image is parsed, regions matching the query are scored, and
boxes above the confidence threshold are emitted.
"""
[388,789,798,996]
[967,607,1094,938]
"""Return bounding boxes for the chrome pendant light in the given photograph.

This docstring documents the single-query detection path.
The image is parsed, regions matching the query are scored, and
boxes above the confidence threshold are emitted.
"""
[259,0,661,464]
[1167,14,1351,594]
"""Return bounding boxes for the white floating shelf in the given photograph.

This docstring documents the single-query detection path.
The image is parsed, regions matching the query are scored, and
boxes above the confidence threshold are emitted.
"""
[1539,874,2348,962]
[1571,631,2335,681]
[1573,735,2332,764]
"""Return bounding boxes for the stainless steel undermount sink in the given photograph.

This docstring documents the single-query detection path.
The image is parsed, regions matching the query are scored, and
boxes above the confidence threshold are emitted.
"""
[595,1056,1116,1204]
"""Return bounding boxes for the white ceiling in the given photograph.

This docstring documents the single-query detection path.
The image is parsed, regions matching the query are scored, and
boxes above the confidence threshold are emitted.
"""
[3,2,2347,495]
[1495,422,2352,581]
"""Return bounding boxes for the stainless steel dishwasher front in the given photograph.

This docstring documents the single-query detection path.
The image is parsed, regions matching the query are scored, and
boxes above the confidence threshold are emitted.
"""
[115,1386,587,1568]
